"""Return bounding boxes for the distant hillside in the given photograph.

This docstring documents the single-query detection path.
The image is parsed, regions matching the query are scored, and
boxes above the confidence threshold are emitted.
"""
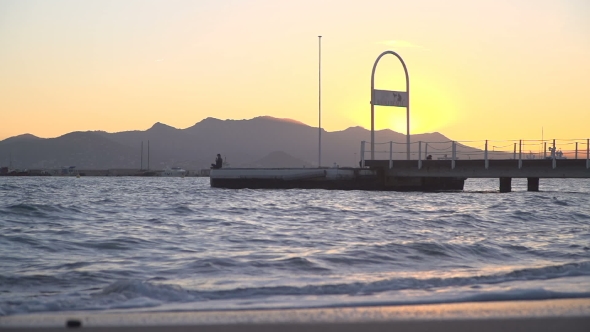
[1,134,42,144]
[0,116,488,170]
[0,131,138,169]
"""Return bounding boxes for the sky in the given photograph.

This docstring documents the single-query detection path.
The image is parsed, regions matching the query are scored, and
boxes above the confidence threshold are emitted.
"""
[1,0,589,142]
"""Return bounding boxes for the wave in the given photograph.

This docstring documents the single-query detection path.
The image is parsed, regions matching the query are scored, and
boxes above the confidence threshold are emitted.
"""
[186,261,590,299]
[3,261,589,316]
[0,203,83,219]
[319,239,570,267]
[2,178,590,317]
[100,280,198,302]
[184,256,330,274]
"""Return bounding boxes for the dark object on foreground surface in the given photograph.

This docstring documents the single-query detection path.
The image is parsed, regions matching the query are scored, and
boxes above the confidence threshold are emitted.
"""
[66,319,82,328]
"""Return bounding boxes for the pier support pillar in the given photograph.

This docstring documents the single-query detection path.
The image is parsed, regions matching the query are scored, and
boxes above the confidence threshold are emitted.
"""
[499,177,512,193]
[527,177,539,192]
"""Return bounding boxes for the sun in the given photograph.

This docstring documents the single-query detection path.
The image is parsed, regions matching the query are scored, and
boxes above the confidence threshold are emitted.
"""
[374,108,408,133]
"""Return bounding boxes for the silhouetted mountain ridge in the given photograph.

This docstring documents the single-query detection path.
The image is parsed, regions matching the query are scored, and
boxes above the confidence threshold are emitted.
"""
[0,116,481,169]
[2,133,42,144]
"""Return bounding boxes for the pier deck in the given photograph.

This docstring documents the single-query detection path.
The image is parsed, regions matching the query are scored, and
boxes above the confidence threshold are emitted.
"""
[365,159,590,178]
[364,159,589,192]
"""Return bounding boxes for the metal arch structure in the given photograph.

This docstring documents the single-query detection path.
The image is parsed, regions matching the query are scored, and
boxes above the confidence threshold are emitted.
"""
[370,51,410,160]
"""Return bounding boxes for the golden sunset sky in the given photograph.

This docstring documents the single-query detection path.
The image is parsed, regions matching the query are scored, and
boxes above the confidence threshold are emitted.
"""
[1,0,588,142]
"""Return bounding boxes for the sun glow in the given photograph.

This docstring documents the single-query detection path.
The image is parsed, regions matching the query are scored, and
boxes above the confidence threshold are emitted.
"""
[0,1,588,141]
[347,79,459,135]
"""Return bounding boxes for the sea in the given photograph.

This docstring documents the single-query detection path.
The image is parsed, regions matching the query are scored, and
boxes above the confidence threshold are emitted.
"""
[1,177,589,316]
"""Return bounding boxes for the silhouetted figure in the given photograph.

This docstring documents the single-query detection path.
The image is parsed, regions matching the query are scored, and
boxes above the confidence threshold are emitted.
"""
[426,155,432,160]
[211,154,223,169]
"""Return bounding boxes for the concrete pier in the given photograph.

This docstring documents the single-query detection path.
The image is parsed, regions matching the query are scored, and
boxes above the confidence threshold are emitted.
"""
[210,157,590,192]
[364,159,590,179]
[527,177,540,192]
[210,168,465,191]
[363,159,590,192]
[211,168,381,190]
[499,177,512,193]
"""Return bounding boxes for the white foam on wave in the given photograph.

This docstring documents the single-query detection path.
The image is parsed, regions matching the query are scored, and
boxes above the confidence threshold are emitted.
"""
[0,280,197,316]
[115,278,590,313]
[4,263,590,316]
[183,261,590,300]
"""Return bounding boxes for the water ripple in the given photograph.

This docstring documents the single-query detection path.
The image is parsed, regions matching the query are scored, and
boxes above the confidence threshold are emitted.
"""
[1,177,589,315]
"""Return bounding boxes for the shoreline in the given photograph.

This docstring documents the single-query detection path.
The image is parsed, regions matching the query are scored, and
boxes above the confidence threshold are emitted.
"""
[2,298,589,331]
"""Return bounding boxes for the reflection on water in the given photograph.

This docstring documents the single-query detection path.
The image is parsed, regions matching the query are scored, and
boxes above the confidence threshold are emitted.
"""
[1,177,589,315]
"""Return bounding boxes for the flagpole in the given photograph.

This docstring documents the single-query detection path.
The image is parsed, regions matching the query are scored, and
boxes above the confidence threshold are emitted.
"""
[318,35,322,168]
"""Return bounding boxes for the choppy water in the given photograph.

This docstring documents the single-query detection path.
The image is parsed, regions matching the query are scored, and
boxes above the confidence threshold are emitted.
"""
[1,177,589,316]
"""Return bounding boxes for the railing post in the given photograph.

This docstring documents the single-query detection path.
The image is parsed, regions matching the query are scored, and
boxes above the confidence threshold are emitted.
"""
[513,142,516,160]
[552,139,556,169]
[360,141,365,168]
[485,140,489,169]
[518,140,522,169]
[451,141,456,170]
[587,139,589,169]
[543,142,547,159]
[575,142,578,159]
[425,143,428,160]
[418,141,422,169]
[389,141,393,169]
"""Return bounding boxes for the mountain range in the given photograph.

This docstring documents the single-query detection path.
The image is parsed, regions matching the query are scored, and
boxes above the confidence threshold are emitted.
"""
[0,116,484,170]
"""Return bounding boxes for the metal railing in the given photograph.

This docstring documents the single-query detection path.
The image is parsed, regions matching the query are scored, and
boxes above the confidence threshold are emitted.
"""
[360,138,590,170]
